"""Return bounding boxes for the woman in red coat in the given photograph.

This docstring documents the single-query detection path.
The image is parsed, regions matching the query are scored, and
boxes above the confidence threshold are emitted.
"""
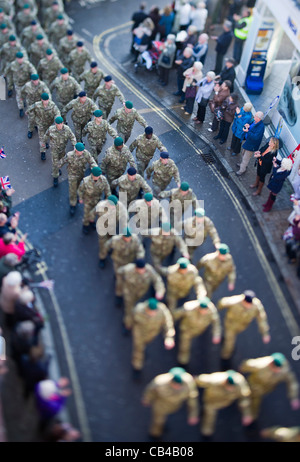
[0,232,27,260]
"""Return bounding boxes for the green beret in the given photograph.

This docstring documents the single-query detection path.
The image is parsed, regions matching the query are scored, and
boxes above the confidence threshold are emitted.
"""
[107,195,118,205]
[57,13,64,19]
[55,116,64,124]
[195,208,205,217]
[199,296,210,308]
[161,222,172,232]
[9,35,16,41]
[177,257,189,269]
[271,353,286,367]
[144,192,153,202]
[93,109,103,117]
[148,298,158,310]
[0,24,7,30]
[91,166,102,177]
[0,8,3,12]
[122,226,132,237]
[125,101,133,109]
[226,370,236,386]
[114,137,123,147]
[218,243,230,255]
[41,92,49,100]
[36,34,43,40]
[16,51,23,58]
[46,48,53,55]
[169,367,185,383]
[23,3,30,8]
[60,67,68,74]
[31,73,39,80]
[180,182,189,191]
[75,142,85,151]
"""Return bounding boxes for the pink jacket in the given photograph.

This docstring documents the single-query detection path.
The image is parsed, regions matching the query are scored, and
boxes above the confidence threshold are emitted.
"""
[0,239,25,260]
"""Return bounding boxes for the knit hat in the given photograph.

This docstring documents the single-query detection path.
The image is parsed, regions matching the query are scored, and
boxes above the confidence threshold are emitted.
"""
[60,67,68,74]
[145,126,153,134]
[177,257,189,269]
[104,75,112,82]
[78,90,86,97]
[46,48,53,55]
[180,182,189,191]
[93,109,103,117]
[90,61,97,68]
[125,101,133,109]
[161,222,172,232]
[243,290,255,303]
[127,167,136,175]
[199,296,210,308]
[91,166,102,177]
[16,51,23,58]
[75,142,85,151]
[122,226,132,237]
[114,137,123,147]
[55,116,64,124]
[218,243,230,255]
[160,151,169,159]
[30,74,39,80]
[195,208,205,217]
[41,92,49,100]
[148,298,158,310]
[144,192,153,202]
[135,258,145,268]
[169,367,185,383]
[107,195,118,205]
[271,352,286,367]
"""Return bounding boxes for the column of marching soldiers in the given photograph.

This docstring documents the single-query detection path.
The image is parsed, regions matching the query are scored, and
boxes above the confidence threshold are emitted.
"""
[1,0,299,443]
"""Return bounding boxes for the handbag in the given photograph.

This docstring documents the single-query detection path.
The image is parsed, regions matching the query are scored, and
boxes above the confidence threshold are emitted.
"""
[214,107,224,121]
[161,54,171,65]
[185,85,197,99]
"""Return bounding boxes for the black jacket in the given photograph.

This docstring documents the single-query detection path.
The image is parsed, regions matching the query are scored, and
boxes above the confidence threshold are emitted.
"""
[216,30,233,55]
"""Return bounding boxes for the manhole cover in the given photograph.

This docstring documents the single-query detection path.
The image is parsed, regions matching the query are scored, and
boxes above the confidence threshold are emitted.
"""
[201,149,215,164]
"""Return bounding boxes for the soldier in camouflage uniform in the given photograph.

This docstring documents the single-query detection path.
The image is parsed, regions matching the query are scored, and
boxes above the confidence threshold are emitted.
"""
[0,23,14,50]
[94,194,128,268]
[181,208,221,260]
[117,258,165,332]
[69,40,92,82]
[50,67,81,115]
[128,192,168,235]
[37,47,63,87]
[129,126,167,177]
[61,90,98,142]
[15,4,37,36]
[78,166,111,234]
[0,35,27,90]
[147,222,189,276]
[158,181,198,227]
[82,109,117,162]
[93,75,125,119]
[111,166,152,207]
[165,257,206,313]
[57,141,97,215]
[28,33,50,67]
[146,152,181,198]
[20,20,46,51]
[21,73,50,134]
[47,13,69,48]
[131,298,175,376]
[217,290,270,362]
[26,92,60,160]
[260,426,300,443]
[0,0,14,16]
[79,61,104,99]
[240,353,300,420]
[43,115,76,186]
[196,243,236,299]
[100,137,137,190]
[109,100,147,144]
[173,296,221,366]
[42,0,64,32]
[195,370,253,438]
[102,228,145,301]
[4,51,35,115]
[142,367,199,440]
[57,29,77,68]
[0,8,14,31]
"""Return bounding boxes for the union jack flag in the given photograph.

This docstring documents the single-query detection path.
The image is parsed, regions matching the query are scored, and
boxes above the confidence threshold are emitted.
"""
[0,176,11,190]
[0,147,6,159]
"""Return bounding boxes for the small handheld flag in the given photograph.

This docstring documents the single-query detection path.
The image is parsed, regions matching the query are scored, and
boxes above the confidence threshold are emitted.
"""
[0,176,11,190]
[0,147,6,159]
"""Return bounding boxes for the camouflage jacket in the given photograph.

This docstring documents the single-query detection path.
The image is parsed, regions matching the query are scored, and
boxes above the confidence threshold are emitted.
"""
[173,299,221,338]
[148,228,188,258]
[196,251,236,286]
[109,107,147,135]
[100,145,136,182]
[57,35,77,63]
[146,159,180,187]
[26,99,60,129]
[182,216,221,248]
[69,47,92,71]
[159,187,198,212]
[21,80,51,107]
[43,123,76,151]
[0,42,27,72]
[20,24,45,50]
[129,133,166,162]
[79,68,104,95]
[117,262,165,300]
[166,262,206,299]
[61,96,98,123]
[78,174,111,202]
[58,148,97,180]
[28,39,51,66]
[103,234,145,266]
[94,199,128,236]
[43,5,64,31]
[128,198,167,230]
[37,54,63,84]
[15,11,37,34]
[50,75,81,104]
[82,119,117,145]
[111,173,152,204]
[5,58,36,87]
[93,83,125,108]
[48,21,69,45]
[133,300,175,341]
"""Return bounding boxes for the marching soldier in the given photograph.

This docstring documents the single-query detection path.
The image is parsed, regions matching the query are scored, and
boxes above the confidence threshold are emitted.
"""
[142,367,199,440]
[0,7,14,31]
[159,182,198,226]
[50,67,81,115]
[260,426,300,443]
[111,166,152,207]
[165,257,207,313]
[102,228,145,303]
[4,51,36,116]
[57,29,78,68]
[0,34,27,91]
[42,0,64,32]
[147,222,189,276]
[129,126,167,177]
[181,208,221,260]
[21,73,50,135]
[0,23,14,50]
[57,141,97,215]
[43,115,76,187]
[28,33,50,67]
[195,370,253,439]
[240,353,300,421]
[69,40,92,82]
[131,297,175,377]
[217,290,270,363]
[117,258,165,333]
[82,109,117,162]
[61,90,98,142]
[94,194,128,268]
[47,13,69,48]
[128,192,168,234]
[20,19,45,51]
[196,243,236,299]
[79,61,104,99]
[15,4,37,36]
[26,92,60,160]
[78,166,111,234]
[37,48,63,87]
[146,152,181,198]
[100,137,136,190]
[173,296,221,367]
[93,75,125,119]
[109,100,147,144]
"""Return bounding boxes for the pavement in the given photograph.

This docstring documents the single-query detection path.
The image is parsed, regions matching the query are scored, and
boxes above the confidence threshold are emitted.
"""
[0,7,299,443]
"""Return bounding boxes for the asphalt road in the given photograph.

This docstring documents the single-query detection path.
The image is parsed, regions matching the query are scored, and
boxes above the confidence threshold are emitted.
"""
[1,0,300,444]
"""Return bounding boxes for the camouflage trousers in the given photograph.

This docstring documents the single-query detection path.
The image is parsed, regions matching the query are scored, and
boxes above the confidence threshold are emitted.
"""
[177,331,203,365]
[73,120,90,142]
[166,290,189,313]
[57,99,72,121]
[136,157,151,177]
[27,112,36,132]
[221,329,239,360]
[14,84,24,110]
[85,86,97,100]
[118,129,131,145]
[132,330,157,370]
[68,176,83,206]
[5,70,13,91]
[248,391,265,421]
[37,126,48,153]
[51,149,65,178]
[152,182,165,199]
[82,197,100,226]
[98,234,111,260]
[98,103,113,120]
[151,252,174,276]
[149,407,170,438]
[88,139,106,162]
[123,291,145,330]
[203,279,221,300]
[71,67,85,83]
[201,405,219,436]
